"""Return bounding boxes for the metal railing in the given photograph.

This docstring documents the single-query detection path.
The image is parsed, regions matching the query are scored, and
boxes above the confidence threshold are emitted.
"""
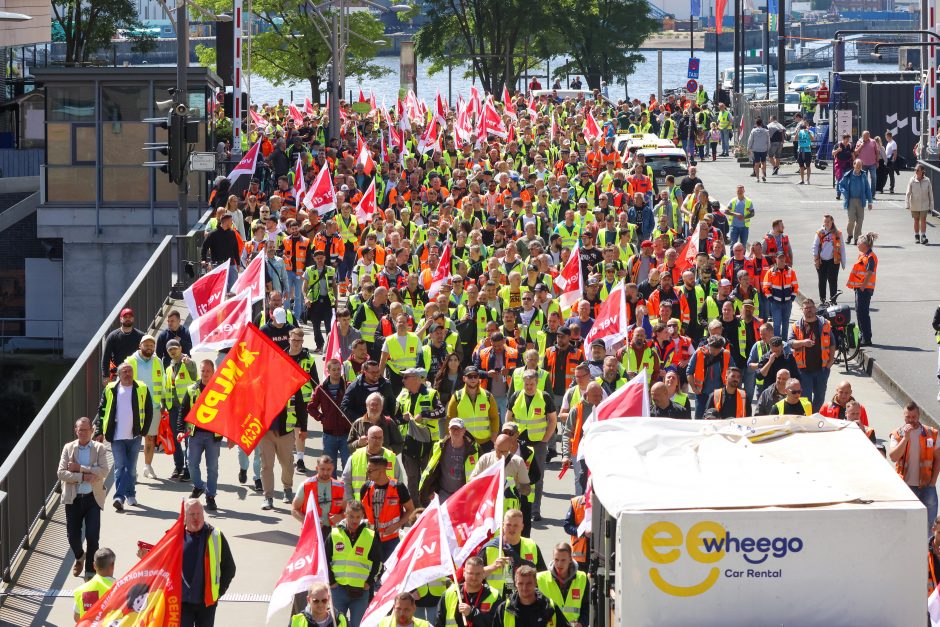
[0,232,190,584]
[0,318,64,355]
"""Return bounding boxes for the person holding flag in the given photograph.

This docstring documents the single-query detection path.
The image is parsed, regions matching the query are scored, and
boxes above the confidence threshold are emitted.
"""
[433,556,500,627]
[478,509,546,596]
[179,359,226,512]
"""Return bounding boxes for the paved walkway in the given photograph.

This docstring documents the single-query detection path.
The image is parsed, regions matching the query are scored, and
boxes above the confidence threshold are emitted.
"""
[0,152,931,626]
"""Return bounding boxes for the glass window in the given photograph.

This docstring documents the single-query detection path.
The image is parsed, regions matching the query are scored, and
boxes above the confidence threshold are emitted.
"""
[48,85,95,122]
[103,167,149,202]
[103,122,148,165]
[102,85,149,123]
[47,166,96,202]
[72,124,96,164]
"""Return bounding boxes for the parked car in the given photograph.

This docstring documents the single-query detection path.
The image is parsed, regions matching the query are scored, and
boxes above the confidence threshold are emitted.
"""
[788,73,822,92]
[740,73,777,100]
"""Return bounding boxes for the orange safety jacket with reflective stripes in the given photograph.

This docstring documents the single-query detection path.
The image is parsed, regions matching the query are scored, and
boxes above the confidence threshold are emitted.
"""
[478,346,520,391]
[817,228,843,266]
[690,347,731,390]
[892,424,938,488]
[711,387,746,418]
[647,287,690,322]
[790,318,831,369]
[762,266,799,302]
[301,478,345,523]
[283,235,310,274]
[362,480,406,542]
[569,496,589,564]
[846,251,877,291]
[544,345,584,391]
[569,403,588,459]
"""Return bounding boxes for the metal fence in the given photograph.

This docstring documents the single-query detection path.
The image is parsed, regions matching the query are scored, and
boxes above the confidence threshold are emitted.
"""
[0,235,181,584]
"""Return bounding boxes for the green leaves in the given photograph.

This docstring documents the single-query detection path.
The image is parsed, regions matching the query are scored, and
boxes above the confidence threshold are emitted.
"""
[52,0,148,64]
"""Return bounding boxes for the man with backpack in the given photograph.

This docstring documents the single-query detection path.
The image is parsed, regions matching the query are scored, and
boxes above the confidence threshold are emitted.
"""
[767,116,786,176]
[796,122,815,185]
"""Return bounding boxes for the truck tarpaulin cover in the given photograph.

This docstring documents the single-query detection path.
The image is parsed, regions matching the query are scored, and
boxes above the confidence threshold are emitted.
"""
[582,416,923,627]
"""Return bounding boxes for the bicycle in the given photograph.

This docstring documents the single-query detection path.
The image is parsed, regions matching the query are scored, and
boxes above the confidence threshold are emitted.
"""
[818,290,862,370]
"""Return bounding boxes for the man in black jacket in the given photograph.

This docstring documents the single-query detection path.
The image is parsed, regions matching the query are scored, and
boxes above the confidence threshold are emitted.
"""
[100,307,144,383]
[340,360,396,420]
[493,566,569,627]
[180,498,236,626]
[200,214,241,289]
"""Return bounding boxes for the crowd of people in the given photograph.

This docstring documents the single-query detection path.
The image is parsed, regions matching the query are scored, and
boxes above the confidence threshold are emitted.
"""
[58,86,940,627]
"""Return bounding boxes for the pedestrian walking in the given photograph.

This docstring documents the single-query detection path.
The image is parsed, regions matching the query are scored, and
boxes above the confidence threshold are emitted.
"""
[838,159,874,244]
[72,548,115,620]
[787,299,835,412]
[746,118,770,182]
[328,501,381,626]
[100,307,143,384]
[58,417,109,580]
[94,362,153,511]
[846,232,878,347]
[180,359,224,511]
[812,214,846,303]
[906,163,933,245]
[180,498,236,626]
[854,131,880,198]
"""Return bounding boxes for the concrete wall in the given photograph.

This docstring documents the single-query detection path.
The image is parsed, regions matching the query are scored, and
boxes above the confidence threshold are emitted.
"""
[0,0,51,47]
[60,242,159,357]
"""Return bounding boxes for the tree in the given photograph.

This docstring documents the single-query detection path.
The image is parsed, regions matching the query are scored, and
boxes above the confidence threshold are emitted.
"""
[415,0,552,95]
[51,0,154,65]
[193,0,389,102]
[546,0,657,91]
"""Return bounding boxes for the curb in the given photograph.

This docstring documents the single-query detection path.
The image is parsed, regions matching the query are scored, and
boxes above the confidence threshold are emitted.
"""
[793,289,938,428]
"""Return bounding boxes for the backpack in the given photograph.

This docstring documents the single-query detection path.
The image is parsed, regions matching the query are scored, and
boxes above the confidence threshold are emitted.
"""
[770,127,784,143]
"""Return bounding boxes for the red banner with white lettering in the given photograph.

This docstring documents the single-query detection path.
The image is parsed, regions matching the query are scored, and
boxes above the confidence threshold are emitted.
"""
[188,291,252,352]
[362,497,452,627]
[77,508,183,626]
[584,280,628,349]
[184,323,310,454]
[267,496,330,621]
[183,260,229,317]
[440,457,504,565]
[230,255,265,303]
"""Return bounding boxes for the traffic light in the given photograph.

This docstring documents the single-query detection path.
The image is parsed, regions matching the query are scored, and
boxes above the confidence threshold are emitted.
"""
[144,97,198,185]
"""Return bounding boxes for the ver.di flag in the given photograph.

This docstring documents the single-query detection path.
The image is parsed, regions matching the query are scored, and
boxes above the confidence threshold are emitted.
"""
[440,457,505,565]
[355,178,377,225]
[230,254,266,303]
[189,290,253,352]
[184,323,310,454]
[554,244,583,313]
[183,260,230,317]
[228,140,261,182]
[77,507,184,626]
[267,492,330,622]
[427,244,452,299]
[304,165,337,216]
[583,280,628,349]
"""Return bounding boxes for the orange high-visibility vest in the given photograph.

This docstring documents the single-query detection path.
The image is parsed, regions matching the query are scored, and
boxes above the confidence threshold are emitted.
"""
[846,251,877,291]
[569,496,589,564]
[892,425,938,488]
[711,388,746,418]
[544,346,584,391]
[362,480,406,542]
[690,347,730,390]
[301,478,345,523]
[790,319,831,369]
[817,228,843,266]
[478,346,520,391]
[283,235,310,274]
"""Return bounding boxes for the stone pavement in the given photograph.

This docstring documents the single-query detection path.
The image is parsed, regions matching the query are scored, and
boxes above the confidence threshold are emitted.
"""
[1,154,932,625]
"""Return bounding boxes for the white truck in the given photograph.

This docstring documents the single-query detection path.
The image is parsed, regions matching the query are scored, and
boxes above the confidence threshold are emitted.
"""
[582,416,923,627]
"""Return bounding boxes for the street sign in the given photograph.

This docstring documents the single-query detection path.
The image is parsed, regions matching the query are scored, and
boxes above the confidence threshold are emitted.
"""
[190,152,217,172]
[915,85,925,111]
[687,57,700,80]
[686,79,698,93]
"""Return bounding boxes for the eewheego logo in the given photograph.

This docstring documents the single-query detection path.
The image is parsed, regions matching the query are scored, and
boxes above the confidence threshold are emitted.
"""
[641,521,804,597]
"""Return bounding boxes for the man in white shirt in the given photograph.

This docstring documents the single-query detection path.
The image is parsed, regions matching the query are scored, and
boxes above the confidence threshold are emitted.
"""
[884,131,898,194]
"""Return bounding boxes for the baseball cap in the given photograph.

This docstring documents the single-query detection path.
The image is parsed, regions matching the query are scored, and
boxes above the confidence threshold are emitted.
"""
[448,417,466,429]
[641,240,653,248]
[120,307,134,318]
[502,422,520,436]
[428,323,442,333]
[742,299,755,308]
[591,339,606,349]
[166,339,181,350]
[463,366,481,376]
[719,278,732,287]
[402,367,426,377]
[340,184,350,191]
[273,307,287,324]
[534,283,549,292]
[527,264,539,272]
[707,336,726,348]
[141,334,156,344]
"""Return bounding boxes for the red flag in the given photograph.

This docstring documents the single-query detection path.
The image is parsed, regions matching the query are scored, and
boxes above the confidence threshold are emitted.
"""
[584,280,628,348]
[478,101,508,139]
[184,323,310,453]
[369,91,377,112]
[250,108,269,129]
[507,124,516,143]
[288,102,304,125]
[418,117,440,154]
[355,178,377,225]
[583,110,601,142]
[502,85,517,120]
[189,291,252,352]
[527,95,539,118]
[356,141,375,175]
[428,244,452,298]
[577,483,593,536]
[183,260,229,317]
[440,458,505,565]
[358,88,366,103]
[363,498,453,627]
[553,245,583,312]
[324,319,341,364]
[397,98,411,132]
[231,255,266,303]
[227,140,261,182]
[292,156,306,199]
[469,85,481,115]
[267,497,330,621]
[304,96,315,115]
[435,91,448,124]
[715,0,727,33]
[77,508,183,626]
[595,371,650,422]
[303,165,337,216]
[675,223,701,274]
